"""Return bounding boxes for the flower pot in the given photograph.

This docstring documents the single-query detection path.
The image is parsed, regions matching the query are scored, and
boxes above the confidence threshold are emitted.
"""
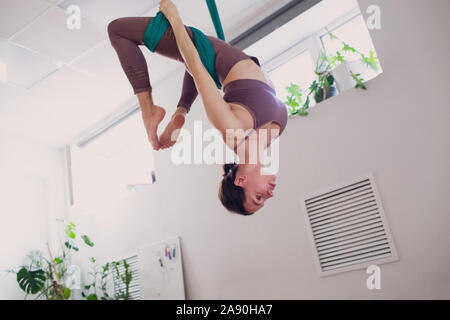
[314,85,338,103]
[332,62,354,92]
[332,60,366,92]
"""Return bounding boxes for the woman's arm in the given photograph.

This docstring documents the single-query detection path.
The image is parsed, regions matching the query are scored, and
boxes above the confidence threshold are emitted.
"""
[177,70,198,113]
[159,0,243,136]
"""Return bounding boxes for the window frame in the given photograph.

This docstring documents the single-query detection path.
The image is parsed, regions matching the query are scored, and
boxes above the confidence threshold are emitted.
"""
[318,8,363,48]
[263,6,365,80]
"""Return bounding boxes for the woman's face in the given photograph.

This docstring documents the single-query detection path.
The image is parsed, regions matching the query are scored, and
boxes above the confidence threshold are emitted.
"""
[234,164,277,214]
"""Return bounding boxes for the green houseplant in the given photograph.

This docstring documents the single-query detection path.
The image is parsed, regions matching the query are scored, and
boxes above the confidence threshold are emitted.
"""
[82,258,134,300]
[311,52,338,104]
[284,52,337,118]
[9,221,94,300]
[112,259,134,300]
[284,31,379,117]
[82,257,112,300]
[8,220,135,300]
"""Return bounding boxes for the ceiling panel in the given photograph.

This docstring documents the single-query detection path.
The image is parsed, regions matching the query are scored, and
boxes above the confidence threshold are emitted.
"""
[71,41,130,83]
[0,66,131,146]
[0,0,307,147]
[0,0,50,38]
[72,40,181,89]
[11,7,106,63]
[58,0,160,33]
[140,2,210,34]
[0,82,26,109]
[222,0,293,40]
[0,38,58,88]
[171,0,217,34]
[209,0,262,22]
[172,0,273,38]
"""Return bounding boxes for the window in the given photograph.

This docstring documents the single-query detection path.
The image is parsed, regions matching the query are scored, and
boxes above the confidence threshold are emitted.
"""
[268,50,317,107]
[70,111,155,211]
[254,0,382,113]
[321,14,382,82]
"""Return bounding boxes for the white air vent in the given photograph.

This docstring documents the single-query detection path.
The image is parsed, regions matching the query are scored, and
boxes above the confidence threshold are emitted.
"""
[302,173,398,277]
[112,254,141,300]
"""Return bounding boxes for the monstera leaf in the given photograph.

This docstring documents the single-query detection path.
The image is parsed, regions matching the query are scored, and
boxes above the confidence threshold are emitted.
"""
[17,267,46,294]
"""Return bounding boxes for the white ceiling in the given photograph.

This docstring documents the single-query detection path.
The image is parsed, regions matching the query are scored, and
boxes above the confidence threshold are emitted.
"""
[0,0,291,147]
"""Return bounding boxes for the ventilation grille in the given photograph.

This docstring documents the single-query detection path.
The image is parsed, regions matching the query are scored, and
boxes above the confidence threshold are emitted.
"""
[112,254,141,300]
[303,174,398,276]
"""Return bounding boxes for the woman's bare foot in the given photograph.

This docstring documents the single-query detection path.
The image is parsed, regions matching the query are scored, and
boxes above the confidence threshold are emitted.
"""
[142,105,166,150]
[159,107,187,149]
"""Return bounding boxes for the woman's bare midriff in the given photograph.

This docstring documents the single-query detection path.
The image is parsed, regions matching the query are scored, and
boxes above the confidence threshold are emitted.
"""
[222,59,280,133]
[222,58,273,89]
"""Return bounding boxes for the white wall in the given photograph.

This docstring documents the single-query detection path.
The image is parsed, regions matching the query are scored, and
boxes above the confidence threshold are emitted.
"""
[70,0,450,299]
[0,133,68,299]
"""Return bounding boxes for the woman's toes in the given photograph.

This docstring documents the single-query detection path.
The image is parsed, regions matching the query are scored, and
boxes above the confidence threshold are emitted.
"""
[159,111,186,148]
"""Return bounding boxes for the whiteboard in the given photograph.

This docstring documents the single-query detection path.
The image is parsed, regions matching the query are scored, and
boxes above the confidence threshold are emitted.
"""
[138,237,185,300]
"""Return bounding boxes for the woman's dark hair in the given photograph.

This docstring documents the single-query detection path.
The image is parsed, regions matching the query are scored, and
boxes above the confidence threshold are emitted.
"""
[218,163,250,216]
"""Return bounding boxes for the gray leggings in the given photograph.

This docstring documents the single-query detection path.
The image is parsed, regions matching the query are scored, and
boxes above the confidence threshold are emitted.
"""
[107,17,253,112]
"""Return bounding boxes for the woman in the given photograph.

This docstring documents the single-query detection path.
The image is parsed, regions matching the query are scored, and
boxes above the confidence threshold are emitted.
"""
[108,0,287,215]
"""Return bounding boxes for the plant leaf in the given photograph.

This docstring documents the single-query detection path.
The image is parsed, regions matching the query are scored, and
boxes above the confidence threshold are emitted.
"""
[87,293,98,300]
[298,109,309,117]
[81,235,94,247]
[350,71,367,90]
[285,95,299,107]
[361,51,378,70]
[326,74,335,87]
[65,241,79,252]
[64,288,71,299]
[16,267,46,295]
[303,96,311,110]
[342,42,356,53]
[286,83,302,102]
[329,32,338,40]
[309,80,319,92]
[65,222,76,239]
[87,294,98,300]
[368,50,379,70]
[336,51,345,63]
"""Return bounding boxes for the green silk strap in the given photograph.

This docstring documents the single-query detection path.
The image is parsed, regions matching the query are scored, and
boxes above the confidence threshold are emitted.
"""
[143,11,221,90]
[206,0,225,41]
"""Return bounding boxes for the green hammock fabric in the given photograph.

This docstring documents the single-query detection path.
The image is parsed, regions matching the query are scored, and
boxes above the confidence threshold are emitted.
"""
[206,0,225,41]
[143,11,222,89]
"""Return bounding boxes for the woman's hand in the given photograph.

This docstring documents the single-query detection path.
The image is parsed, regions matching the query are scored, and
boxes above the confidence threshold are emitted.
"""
[159,0,181,23]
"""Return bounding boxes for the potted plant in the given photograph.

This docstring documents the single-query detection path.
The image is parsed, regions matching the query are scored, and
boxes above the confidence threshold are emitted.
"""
[311,51,339,103]
[284,32,379,118]
[325,31,379,91]
[8,221,94,300]
[284,51,339,118]
[82,258,134,300]
[7,220,135,300]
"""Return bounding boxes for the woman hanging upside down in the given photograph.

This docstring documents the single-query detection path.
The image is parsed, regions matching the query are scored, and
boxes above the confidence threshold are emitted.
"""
[108,0,288,215]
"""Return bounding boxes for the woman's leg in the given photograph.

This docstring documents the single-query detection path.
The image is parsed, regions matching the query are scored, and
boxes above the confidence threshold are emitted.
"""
[108,17,169,150]
[107,17,153,94]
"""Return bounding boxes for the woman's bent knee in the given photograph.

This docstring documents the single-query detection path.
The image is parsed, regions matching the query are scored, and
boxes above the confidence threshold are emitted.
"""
[107,18,123,38]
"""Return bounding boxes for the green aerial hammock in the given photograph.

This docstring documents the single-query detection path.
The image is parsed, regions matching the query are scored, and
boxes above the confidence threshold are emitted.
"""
[143,0,225,89]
